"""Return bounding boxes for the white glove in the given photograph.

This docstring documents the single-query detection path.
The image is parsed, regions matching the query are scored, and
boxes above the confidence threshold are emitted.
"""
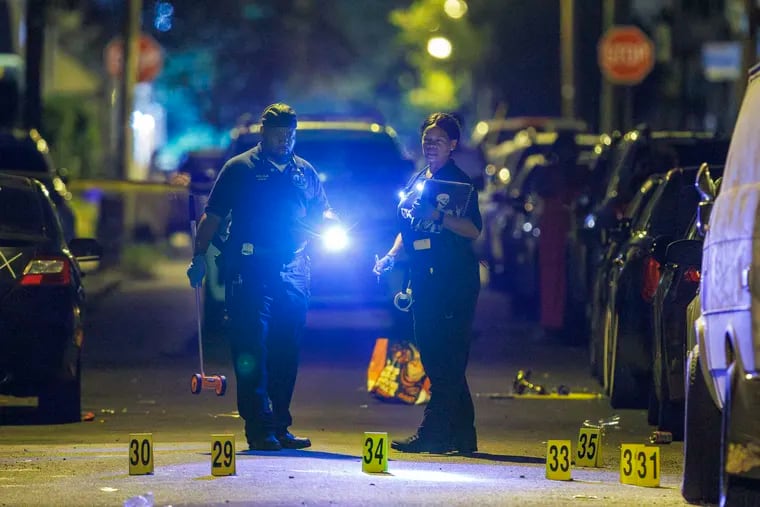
[372,254,395,276]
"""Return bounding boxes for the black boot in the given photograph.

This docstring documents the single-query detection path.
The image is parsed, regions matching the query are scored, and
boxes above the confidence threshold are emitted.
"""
[247,433,282,451]
[277,431,311,449]
[450,428,478,455]
[391,433,452,454]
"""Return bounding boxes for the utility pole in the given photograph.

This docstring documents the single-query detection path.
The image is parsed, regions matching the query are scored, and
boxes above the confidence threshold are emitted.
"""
[23,0,45,130]
[599,0,616,133]
[560,0,576,119]
[117,0,142,180]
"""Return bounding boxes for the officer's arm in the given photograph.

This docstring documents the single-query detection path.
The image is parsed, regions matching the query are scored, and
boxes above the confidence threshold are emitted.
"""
[386,233,404,257]
[193,212,222,256]
[438,213,480,240]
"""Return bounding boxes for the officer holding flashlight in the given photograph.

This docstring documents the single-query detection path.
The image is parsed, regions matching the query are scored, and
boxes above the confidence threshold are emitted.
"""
[187,103,337,451]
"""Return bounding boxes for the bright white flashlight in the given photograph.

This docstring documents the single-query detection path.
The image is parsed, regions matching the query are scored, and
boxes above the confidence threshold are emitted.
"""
[322,224,349,252]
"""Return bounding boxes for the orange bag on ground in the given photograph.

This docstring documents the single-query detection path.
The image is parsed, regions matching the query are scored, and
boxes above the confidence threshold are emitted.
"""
[367,337,431,405]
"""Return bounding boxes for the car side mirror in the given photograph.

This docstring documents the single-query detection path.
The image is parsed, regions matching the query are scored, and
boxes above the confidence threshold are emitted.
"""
[696,201,713,238]
[695,162,717,201]
[664,238,702,266]
[69,238,102,262]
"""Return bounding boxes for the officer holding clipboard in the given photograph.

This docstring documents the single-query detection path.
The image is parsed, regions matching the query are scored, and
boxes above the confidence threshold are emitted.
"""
[373,112,482,455]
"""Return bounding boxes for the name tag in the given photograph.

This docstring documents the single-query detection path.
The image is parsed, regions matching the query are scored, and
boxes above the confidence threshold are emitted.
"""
[413,238,431,250]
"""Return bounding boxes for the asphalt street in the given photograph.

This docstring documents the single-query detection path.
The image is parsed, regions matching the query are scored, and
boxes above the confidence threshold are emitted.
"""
[0,259,689,506]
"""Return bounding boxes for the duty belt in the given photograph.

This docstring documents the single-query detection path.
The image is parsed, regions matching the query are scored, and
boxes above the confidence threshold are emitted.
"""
[237,241,305,258]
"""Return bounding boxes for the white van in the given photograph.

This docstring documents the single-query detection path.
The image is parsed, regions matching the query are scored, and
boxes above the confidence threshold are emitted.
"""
[683,63,760,505]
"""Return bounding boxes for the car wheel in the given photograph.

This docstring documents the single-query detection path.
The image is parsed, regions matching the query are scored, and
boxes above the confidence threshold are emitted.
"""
[38,362,81,424]
[589,300,605,382]
[682,347,720,504]
[608,311,646,409]
[720,364,760,507]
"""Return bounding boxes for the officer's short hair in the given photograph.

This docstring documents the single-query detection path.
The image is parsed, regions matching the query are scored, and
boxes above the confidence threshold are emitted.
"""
[420,112,461,142]
[261,103,297,129]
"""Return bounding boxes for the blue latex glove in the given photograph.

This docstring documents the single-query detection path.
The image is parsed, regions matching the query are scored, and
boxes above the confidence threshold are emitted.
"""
[410,197,436,220]
[186,254,207,288]
[372,254,395,276]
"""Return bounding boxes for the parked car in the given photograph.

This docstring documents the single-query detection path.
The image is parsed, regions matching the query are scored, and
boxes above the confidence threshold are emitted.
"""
[471,116,589,160]
[581,129,728,294]
[480,130,599,302]
[200,117,417,330]
[0,128,76,241]
[682,64,760,506]
[602,165,711,409]
[0,174,101,423]
[588,174,664,381]
[649,212,707,438]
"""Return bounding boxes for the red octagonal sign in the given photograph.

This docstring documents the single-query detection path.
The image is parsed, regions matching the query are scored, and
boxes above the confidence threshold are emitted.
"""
[104,34,164,83]
[598,25,654,85]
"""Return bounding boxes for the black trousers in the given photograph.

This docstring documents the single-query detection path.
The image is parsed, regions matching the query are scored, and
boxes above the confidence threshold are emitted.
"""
[225,254,309,439]
[411,268,479,443]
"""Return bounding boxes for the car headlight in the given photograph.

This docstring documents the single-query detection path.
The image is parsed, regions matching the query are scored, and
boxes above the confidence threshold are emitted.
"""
[322,224,349,252]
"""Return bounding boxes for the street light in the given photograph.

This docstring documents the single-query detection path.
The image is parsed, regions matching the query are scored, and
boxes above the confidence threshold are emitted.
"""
[443,0,468,19]
[427,36,452,59]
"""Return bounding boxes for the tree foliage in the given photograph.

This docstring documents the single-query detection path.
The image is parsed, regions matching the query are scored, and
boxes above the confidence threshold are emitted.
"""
[389,0,487,119]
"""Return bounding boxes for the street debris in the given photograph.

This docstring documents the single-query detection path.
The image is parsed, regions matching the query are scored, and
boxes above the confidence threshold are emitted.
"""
[582,415,621,435]
[123,491,154,507]
[474,369,603,399]
[513,369,546,395]
[648,430,673,444]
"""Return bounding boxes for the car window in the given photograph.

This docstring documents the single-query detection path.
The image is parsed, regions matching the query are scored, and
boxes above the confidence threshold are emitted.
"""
[0,138,48,172]
[631,179,664,231]
[0,184,46,236]
[648,173,700,238]
[635,171,700,238]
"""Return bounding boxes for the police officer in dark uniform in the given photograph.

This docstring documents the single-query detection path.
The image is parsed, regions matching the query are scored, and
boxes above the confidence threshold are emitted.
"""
[374,112,482,454]
[187,103,336,451]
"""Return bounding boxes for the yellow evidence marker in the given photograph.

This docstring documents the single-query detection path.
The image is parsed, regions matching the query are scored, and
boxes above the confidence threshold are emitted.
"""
[363,432,389,473]
[211,434,236,476]
[575,427,602,467]
[128,433,154,475]
[620,444,660,487]
[545,440,572,480]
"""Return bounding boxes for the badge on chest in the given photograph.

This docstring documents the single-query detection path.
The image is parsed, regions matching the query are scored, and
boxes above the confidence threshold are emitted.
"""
[289,166,307,189]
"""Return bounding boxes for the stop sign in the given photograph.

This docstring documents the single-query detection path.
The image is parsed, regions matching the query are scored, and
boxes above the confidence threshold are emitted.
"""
[598,25,654,85]
[104,34,164,83]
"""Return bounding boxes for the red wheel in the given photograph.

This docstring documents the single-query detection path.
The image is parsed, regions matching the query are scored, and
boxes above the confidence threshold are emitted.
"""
[215,375,227,396]
[190,374,202,394]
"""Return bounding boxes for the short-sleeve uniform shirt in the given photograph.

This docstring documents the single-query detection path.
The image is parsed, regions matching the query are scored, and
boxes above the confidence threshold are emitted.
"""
[397,159,482,291]
[205,144,330,260]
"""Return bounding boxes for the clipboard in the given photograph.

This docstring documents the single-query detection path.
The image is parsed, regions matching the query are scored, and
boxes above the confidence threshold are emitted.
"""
[420,178,474,218]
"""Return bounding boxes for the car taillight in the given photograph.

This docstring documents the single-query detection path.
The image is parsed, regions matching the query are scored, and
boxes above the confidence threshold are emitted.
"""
[682,266,701,283]
[641,255,661,303]
[20,258,71,286]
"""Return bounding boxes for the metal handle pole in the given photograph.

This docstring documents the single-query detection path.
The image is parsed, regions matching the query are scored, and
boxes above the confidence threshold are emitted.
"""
[189,194,205,376]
